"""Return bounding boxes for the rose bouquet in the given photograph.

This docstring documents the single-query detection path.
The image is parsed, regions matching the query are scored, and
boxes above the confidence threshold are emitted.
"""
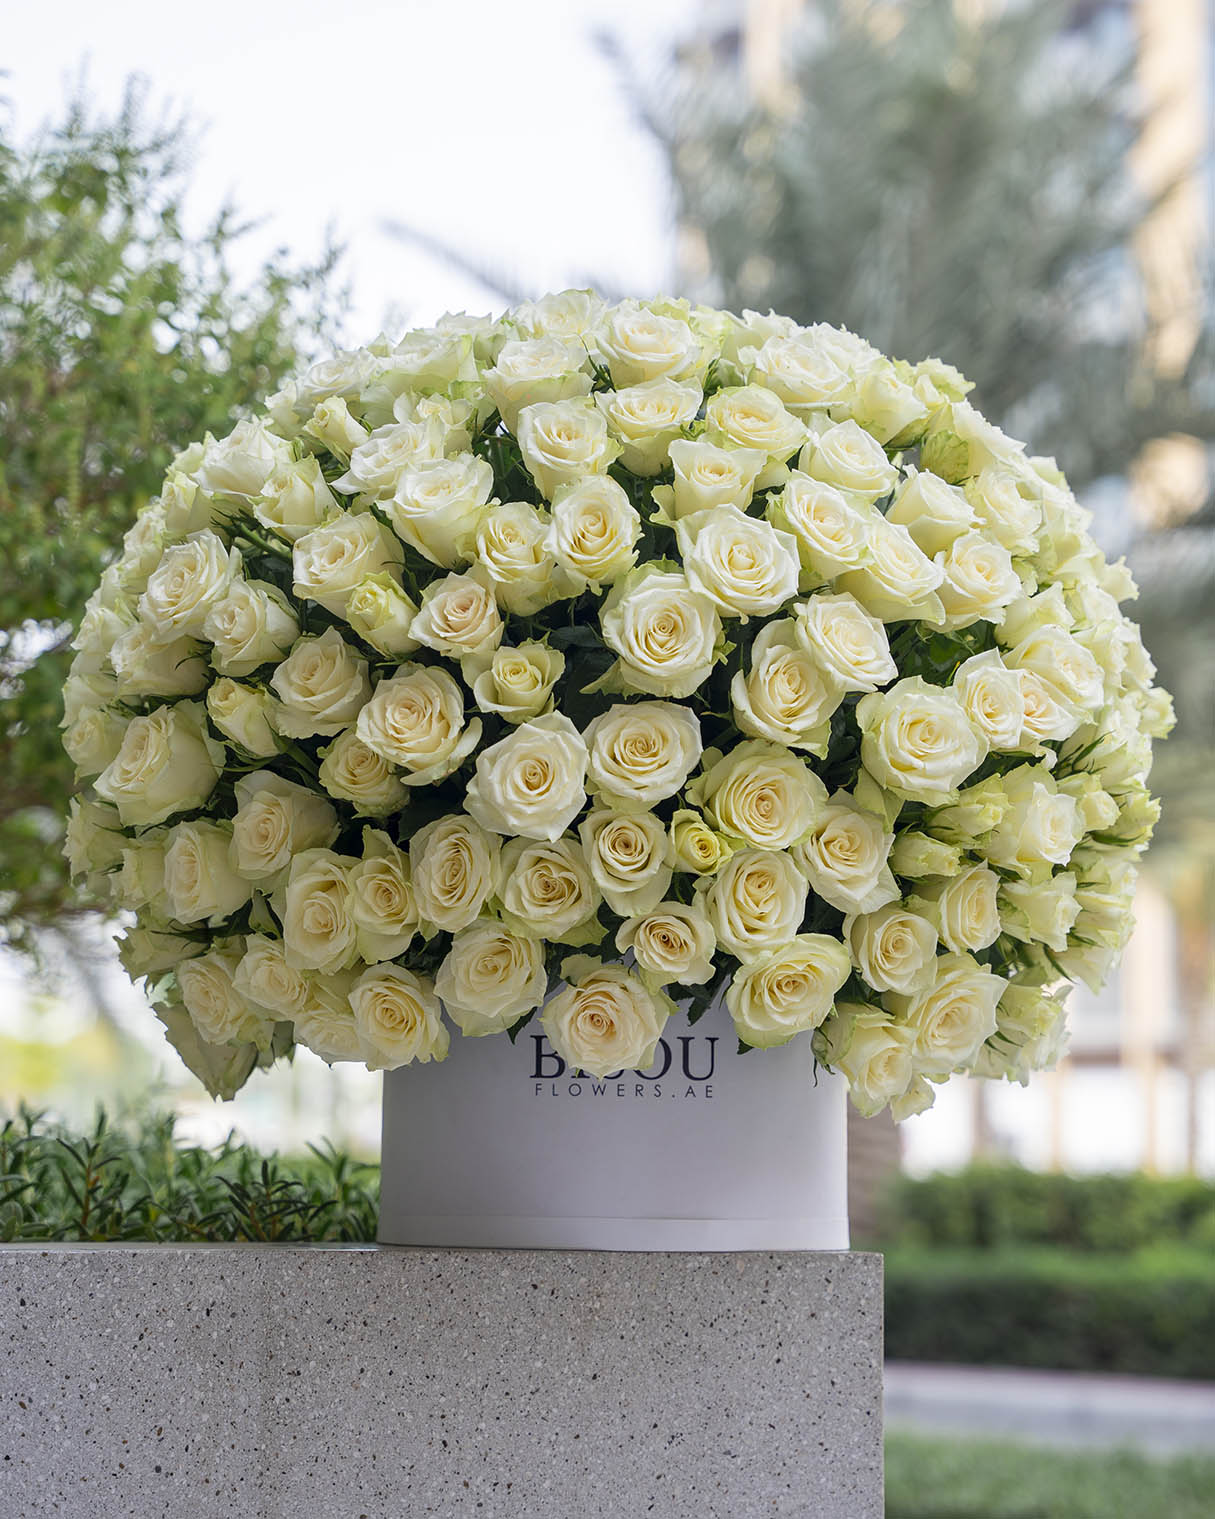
[62,292,1171,1119]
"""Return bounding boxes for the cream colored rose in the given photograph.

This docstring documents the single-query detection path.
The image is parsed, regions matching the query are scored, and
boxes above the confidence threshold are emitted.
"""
[674,504,800,618]
[410,814,501,934]
[63,795,125,883]
[410,571,504,664]
[852,363,930,446]
[885,951,1005,1078]
[617,900,716,987]
[510,288,606,342]
[1017,669,1082,750]
[658,438,768,520]
[801,419,897,500]
[270,627,371,739]
[793,592,897,692]
[952,650,1024,751]
[728,934,851,1048]
[95,701,223,828]
[920,400,1026,482]
[473,502,565,616]
[834,518,946,625]
[1005,627,1105,716]
[161,820,251,925]
[230,770,339,885]
[388,454,496,567]
[113,833,168,913]
[541,956,670,1078]
[767,475,873,586]
[886,470,975,554]
[596,300,705,387]
[305,397,369,459]
[699,848,809,960]
[516,398,620,500]
[435,921,547,1035]
[318,728,408,816]
[472,642,565,724]
[255,456,339,541]
[497,835,602,943]
[291,512,404,617]
[350,963,448,1071]
[909,865,1001,954]
[347,827,418,963]
[742,331,854,413]
[234,935,311,1018]
[545,477,641,590]
[118,924,202,982]
[705,384,806,477]
[156,476,213,541]
[73,593,135,667]
[344,574,421,657]
[464,712,588,842]
[584,701,702,810]
[202,580,299,676]
[580,807,674,916]
[331,419,445,497]
[670,810,734,875]
[845,905,938,995]
[599,566,722,699]
[935,532,1022,631]
[62,667,118,729]
[280,848,360,975]
[793,794,898,915]
[730,619,844,754]
[857,678,986,803]
[816,1004,917,1118]
[179,946,275,1048]
[964,468,1042,556]
[594,377,702,475]
[999,873,1079,954]
[355,664,480,786]
[110,625,209,700]
[689,740,827,851]
[889,831,964,880]
[982,766,1083,881]
[482,336,592,431]
[206,679,281,757]
[64,706,129,779]
[292,970,362,1063]
[194,419,291,499]
[138,530,240,639]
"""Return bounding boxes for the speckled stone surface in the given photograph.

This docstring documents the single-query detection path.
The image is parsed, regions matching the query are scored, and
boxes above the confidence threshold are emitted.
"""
[0,1245,883,1518]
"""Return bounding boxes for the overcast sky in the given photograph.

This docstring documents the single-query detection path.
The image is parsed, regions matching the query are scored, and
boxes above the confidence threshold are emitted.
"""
[7,0,704,337]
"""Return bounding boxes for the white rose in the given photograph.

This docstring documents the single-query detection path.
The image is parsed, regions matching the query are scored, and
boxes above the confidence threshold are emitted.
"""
[982,766,1083,881]
[331,419,445,498]
[952,650,1024,751]
[95,701,223,827]
[63,796,126,883]
[516,398,620,500]
[888,831,964,880]
[164,821,254,926]
[857,678,986,803]
[886,470,976,554]
[466,712,588,842]
[318,727,408,816]
[920,400,1027,482]
[541,956,670,1078]
[1005,627,1105,716]
[793,794,898,915]
[482,336,592,431]
[1017,669,1083,750]
[674,504,800,617]
[908,865,1001,954]
[255,456,339,541]
[270,627,371,739]
[291,512,404,618]
[816,1004,917,1118]
[851,363,930,446]
[355,664,481,786]
[194,418,292,499]
[472,642,565,724]
[202,580,299,676]
[349,827,418,963]
[728,934,851,1048]
[800,419,897,500]
[742,331,855,413]
[110,625,209,700]
[595,300,705,386]
[997,584,1074,645]
[351,964,448,1071]
[62,668,118,728]
[117,925,203,983]
[206,679,281,757]
[509,288,607,342]
[834,518,946,625]
[705,384,806,479]
[935,532,1023,631]
[387,326,478,392]
[473,501,566,616]
[793,592,897,692]
[497,835,602,943]
[545,476,642,590]
[670,810,734,876]
[157,476,214,540]
[63,706,129,779]
[595,377,702,475]
[410,571,504,665]
[179,946,275,1049]
[344,574,421,657]
[616,900,716,987]
[234,935,311,1018]
[304,397,369,459]
[766,475,873,586]
[388,454,496,567]
[599,566,722,699]
[584,702,702,810]
[579,807,674,916]
[689,740,827,851]
[699,848,809,960]
[844,905,938,995]
[410,814,502,934]
[292,970,362,1063]
[999,873,1079,954]
[436,921,547,1035]
[885,951,1005,1078]
[113,833,168,913]
[730,618,844,754]
[73,590,136,664]
[138,530,240,638]
[963,468,1042,556]
[280,848,360,975]
[230,770,339,885]
[658,438,768,520]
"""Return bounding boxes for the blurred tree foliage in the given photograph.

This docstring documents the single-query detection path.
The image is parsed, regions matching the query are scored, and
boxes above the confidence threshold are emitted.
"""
[0,84,344,953]
[642,0,1215,489]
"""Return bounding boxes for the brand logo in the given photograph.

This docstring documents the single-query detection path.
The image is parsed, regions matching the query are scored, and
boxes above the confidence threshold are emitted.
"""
[530,1033,718,1100]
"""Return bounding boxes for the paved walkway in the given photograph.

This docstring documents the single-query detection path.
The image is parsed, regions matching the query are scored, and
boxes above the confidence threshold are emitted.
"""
[885,1361,1215,1454]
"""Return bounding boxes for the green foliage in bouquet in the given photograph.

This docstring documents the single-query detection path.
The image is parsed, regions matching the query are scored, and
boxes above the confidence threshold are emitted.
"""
[61,292,1172,1119]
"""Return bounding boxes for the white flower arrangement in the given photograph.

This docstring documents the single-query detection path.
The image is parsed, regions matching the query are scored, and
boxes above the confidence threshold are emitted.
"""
[63,293,1173,1117]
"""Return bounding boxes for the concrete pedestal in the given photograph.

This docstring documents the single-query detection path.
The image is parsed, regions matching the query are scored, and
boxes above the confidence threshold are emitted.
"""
[0,1245,883,1518]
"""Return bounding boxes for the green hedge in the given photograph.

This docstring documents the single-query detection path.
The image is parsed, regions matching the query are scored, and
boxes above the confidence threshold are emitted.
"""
[885,1246,1215,1379]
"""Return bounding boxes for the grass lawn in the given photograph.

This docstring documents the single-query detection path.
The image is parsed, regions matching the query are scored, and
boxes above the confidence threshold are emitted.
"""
[885,1433,1215,1519]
